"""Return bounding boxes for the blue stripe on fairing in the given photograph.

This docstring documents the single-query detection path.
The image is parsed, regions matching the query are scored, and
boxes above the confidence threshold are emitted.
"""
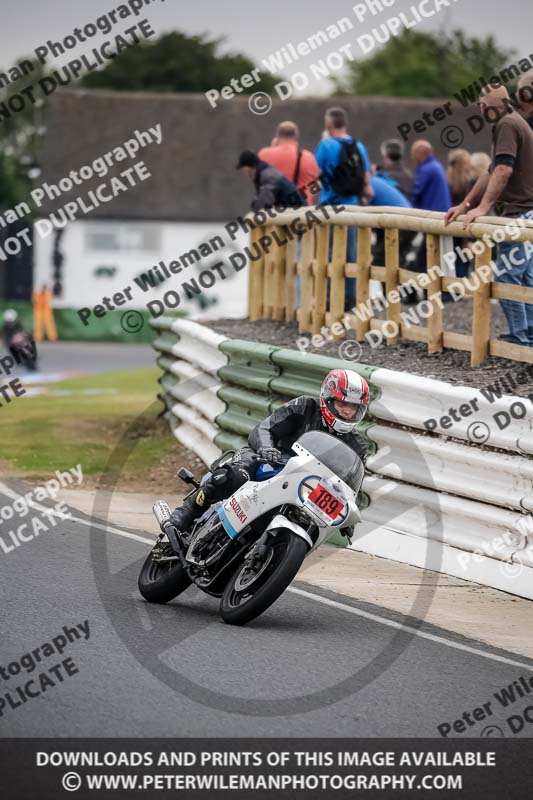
[216,503,239,539]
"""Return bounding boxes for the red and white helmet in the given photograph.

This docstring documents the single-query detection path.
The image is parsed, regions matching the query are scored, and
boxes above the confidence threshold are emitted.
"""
[320,369,369,434]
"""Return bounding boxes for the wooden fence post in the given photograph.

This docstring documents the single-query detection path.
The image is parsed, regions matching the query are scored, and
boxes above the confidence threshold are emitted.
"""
[355,226,372,341]
[471,240,492,367]
[263,230,276,320]
[271,225,286,322]
[385,228,400,345]
[285,234,298,323]
[248,226,264,320]
[426,233,443,353]
[329,225,348,327]
[298,227,315,333]
[312,224,329,334]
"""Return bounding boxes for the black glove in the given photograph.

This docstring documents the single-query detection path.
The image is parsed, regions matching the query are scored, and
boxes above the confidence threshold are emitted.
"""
[258,446,283,464]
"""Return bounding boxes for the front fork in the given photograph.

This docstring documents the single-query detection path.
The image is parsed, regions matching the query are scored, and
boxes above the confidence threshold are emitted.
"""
[244,506,313,568]
[243,529,272,570]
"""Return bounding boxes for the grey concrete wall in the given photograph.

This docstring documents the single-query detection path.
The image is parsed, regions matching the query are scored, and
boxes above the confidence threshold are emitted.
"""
[38,88,493,222]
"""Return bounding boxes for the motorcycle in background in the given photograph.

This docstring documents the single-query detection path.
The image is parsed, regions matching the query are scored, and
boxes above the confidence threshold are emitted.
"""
[8,330,38,371]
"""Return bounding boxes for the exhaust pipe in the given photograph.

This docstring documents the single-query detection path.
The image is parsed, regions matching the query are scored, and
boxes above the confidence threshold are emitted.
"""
[153,500,172,530]
[152,500,185,560]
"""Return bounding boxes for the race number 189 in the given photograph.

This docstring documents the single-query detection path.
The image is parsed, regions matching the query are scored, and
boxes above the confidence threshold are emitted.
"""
[308,484,343,518]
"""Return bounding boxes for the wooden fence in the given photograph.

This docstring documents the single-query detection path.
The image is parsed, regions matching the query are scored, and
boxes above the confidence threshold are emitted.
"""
[247,206,533,367]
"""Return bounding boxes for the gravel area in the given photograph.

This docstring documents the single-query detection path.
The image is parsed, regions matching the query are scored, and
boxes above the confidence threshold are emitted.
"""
[208,300,533,398]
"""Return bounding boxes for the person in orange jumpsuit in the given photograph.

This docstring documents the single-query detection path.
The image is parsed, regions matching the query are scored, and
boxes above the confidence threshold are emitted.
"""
[32,284,57,342]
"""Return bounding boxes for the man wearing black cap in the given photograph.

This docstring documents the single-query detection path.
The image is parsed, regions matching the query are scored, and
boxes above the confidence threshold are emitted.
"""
[236,150,305,211]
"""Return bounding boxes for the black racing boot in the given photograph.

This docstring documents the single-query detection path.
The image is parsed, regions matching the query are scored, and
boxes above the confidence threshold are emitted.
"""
[169,504,197,533]
[169,486,211,534]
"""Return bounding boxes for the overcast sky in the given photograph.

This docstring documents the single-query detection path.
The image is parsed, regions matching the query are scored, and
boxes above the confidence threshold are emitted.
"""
[2,0,532,96]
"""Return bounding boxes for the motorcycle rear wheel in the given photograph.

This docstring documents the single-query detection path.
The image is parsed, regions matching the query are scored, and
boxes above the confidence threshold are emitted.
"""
[219,530,308,626]
[138,543,191,604]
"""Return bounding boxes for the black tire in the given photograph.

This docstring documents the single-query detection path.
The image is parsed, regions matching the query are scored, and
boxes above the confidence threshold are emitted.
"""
[138,545,191,604]
[219,530,308,626]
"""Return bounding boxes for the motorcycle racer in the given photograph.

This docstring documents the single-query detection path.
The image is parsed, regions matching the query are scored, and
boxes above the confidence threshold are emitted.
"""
[169,368,369,534]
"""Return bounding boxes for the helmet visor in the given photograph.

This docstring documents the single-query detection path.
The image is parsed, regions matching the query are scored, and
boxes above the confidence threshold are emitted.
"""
[330,398,367,424]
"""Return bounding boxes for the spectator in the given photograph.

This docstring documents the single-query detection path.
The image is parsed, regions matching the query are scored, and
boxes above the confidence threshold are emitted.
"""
[445,85,533,346]
[447,149,476,279]
[314,107,373,309]
[411,141,452,286]
[447,149,475,205]
[370,174,416,274]
[471,151,491,179]
[259,121,320,205]
[376,139,414,201]
[32,284,57,343]
[411,140,452,212]
[370,173,411,209]
[236,150,305,212]
[518,71,533,131]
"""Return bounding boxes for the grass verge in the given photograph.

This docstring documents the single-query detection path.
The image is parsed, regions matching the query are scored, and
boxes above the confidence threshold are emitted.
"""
[0,368,183,487]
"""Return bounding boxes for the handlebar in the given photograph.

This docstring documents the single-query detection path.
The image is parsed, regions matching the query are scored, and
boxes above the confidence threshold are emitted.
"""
[252,454,290,467]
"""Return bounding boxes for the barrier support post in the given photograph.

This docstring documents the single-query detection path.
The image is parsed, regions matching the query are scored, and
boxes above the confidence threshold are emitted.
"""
[248,226,265,320]
[471,240,492,367]
[298,227,315,333]
[272,225,287,322]
[355,226,372,341]
[385,228,400,345]
[285,234,298,323]
[426,233,443,353]
[312,224,329,334]
[263,230,275,320]
[329,225,347,326]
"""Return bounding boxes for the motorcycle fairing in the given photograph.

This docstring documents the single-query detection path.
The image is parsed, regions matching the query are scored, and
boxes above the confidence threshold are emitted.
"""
[217,447,359,545]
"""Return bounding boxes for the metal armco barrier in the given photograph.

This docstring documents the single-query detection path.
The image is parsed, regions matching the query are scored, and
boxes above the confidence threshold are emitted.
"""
[152,317,533,601]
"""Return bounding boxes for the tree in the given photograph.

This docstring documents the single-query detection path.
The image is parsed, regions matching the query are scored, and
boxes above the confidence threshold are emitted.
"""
[334,30,516,98]
[0,58,49,210]
[0,152,24,209]
[81,32,280,94]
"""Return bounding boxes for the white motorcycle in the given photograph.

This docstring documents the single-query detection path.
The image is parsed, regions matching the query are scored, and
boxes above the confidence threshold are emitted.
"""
[138,430,363,626]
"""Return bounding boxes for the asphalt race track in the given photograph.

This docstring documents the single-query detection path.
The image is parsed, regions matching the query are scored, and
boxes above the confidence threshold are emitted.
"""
[15,342,155,379]
[1,479,532,740]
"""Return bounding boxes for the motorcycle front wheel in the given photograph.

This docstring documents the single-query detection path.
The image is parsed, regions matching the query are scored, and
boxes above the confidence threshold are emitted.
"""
[219,530,308,626]
[138,542,191,604]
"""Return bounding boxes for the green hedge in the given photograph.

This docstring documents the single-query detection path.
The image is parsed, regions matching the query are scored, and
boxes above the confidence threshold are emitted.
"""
[0,302,162,343]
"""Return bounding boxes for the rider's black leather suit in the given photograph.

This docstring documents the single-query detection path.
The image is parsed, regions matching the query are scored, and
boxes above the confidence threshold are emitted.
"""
[171,396,367,528]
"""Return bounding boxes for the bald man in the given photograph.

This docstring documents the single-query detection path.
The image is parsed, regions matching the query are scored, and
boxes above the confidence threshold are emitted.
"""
[445,85,533,346]
[411,140,451,212]
[408,140,451,289]
[518,71,533,131]
[259,121,320,205]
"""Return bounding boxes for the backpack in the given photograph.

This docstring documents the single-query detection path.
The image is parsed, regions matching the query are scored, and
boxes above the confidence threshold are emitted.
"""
[327,138,366,197]
[254,163,306,209]
[274,173,306,208]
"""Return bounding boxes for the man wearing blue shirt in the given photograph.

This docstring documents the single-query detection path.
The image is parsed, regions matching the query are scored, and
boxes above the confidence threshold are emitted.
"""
[314,107,373,308]
[370,174,412,209]
[411,140,451,211]
[411,140,451,280]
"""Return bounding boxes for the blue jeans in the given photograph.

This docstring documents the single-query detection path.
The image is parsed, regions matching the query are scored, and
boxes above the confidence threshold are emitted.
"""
[494,212,533,344]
